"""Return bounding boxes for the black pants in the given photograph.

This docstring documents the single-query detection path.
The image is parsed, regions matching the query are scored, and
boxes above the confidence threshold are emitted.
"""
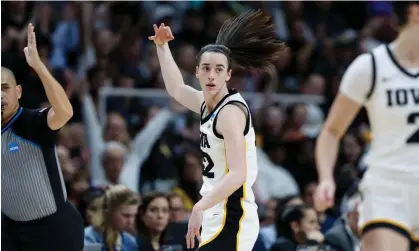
[2,201,84,251]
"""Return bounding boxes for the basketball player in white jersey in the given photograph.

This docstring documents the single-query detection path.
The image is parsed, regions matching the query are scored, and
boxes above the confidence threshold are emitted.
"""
[314,2,419,251]
[148,10,287,251]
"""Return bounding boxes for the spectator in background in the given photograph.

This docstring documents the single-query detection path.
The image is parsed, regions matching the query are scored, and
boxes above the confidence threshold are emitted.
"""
[166,193,191,251]
[260,195,303,250]
[57,122,88,169]
[259,103,286,146]
[101,141,127,185]
[57,145,78,191]
[301,182,338,233]
[168,193,188,223]
[261,198,281,227]
[283,104,308,141]
[255,143,300,206]
[83,190,103,226]
[172,150,203,211]
[136,192,178,251]
[270,204,326,251]
[175,8,211,50]
[50,2,80,70]
[339,132,364,170]
[103,113,131,146]
[325,191,361,251]
[80,79,175,192]
[175,43,200,89]
[300,73,325,138]
[85,184,140,250]
[301,181,317,208]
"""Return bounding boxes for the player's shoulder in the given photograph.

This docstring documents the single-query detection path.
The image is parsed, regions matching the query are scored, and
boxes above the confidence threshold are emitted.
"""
[370,43,387,56]
[217,102,247,124]
[350,53,373,69]
[342,52,376,82]
[229,90,248,104]
[349,44,386,67]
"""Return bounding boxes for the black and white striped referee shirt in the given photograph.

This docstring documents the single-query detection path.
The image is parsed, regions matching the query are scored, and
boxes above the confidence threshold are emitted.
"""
[1,106,67,221]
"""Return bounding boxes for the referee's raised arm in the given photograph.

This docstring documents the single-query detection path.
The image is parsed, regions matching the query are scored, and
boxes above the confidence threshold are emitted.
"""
[24,23,73,130]
[1,23,84,251]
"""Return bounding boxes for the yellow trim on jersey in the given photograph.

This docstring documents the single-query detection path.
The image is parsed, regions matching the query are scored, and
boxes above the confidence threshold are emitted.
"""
[236,140,248,251]
[198,200,228,247]
[359,219,413,237]
[198,148,230,248]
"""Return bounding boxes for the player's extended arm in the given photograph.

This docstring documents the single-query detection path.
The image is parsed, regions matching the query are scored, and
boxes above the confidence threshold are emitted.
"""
[24,23,73,130]
[315,94,362,181]
[195,105,247,211]
[156,43,204,114]
[314,53,373,211]
[150,24,204,114]
[315,53,372,182]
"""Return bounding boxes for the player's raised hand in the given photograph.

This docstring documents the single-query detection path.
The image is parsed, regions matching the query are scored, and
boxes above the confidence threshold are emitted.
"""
[186,206,203,249]
[313,179,336,212]
[24,23,42,71]
[148,23,174,46]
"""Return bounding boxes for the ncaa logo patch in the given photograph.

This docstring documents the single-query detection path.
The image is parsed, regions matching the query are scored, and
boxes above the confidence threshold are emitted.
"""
[8,142,19,153]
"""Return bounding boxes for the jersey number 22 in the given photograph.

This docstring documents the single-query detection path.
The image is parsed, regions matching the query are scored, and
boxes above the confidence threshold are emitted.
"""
[202,151,215,178]
[407,112,419,144]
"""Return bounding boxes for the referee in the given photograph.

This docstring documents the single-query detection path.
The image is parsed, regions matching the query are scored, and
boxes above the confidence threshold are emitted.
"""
[1,24,84,251]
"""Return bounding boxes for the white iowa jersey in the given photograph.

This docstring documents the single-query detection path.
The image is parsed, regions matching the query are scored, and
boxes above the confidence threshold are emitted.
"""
[199,89,257,206]
[341,44,419,178]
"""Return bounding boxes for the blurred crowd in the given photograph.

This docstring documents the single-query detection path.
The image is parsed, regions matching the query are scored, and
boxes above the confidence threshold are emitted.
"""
[2,1,410,251]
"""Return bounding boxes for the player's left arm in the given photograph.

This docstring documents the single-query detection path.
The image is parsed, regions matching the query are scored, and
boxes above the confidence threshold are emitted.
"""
[24,23,73,130]
[195,104,247,211]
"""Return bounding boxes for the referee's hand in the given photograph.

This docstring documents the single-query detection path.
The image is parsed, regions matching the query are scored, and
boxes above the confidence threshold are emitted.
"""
[186,206,203,249]
[23,23,42,71]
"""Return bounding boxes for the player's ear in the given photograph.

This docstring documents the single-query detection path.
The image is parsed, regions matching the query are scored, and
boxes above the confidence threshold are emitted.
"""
[16,85,22,100]
[195,66,199,79]
[226,69,232,82]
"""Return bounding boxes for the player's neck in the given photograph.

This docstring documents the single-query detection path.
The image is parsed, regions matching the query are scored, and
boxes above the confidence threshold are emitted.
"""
[1,105,20,128]
[204,88,229,112]
[392,28,419,65]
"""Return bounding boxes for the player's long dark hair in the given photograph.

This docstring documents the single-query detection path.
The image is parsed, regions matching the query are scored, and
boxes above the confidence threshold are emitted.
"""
[197,9,287,70]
